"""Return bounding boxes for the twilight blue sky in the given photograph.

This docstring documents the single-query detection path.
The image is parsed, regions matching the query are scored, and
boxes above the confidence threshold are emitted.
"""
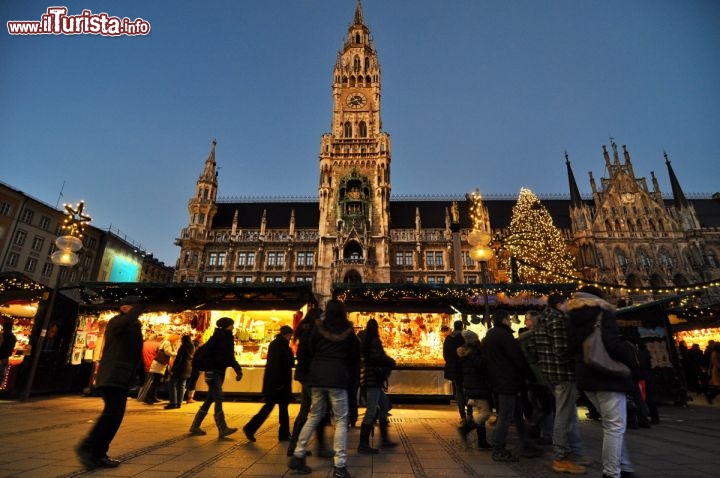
[1,0,719,266]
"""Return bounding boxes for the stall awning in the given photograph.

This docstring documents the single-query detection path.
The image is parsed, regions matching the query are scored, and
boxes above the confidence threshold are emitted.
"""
[76,282,317,312]
[332,282,577,313]
[0,271,49,305]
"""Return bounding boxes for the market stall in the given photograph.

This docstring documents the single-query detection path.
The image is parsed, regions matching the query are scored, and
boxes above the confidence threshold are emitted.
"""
[615,295,691,405]
[333,282,575,399]
[0,272,83,397]
[76,282,317,396]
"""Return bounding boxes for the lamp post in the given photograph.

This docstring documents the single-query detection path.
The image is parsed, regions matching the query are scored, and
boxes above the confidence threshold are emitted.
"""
[20,201,89,402]
[466,190,495,325]
[469,241,494,326]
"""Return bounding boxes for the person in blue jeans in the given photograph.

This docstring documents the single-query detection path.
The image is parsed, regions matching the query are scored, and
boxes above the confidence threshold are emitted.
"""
[357,318,398,453]
[532,293,592,474]
[188,317,243,437]
[165,333,195,409]
[288,299,360,478]
[567,286,638,478]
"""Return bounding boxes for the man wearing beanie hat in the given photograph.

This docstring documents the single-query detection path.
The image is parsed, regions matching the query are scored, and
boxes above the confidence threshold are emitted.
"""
[456,328,492,450]
[188,318,243,437]
[243,325,295,442]
[76,297,144,469]
[483,309,541,462]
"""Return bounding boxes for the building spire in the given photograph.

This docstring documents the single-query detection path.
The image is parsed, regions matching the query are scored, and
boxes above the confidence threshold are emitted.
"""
[565,151,583,208]
[665,151,690,208]
[354,0,364,26]
[201,138,217,182]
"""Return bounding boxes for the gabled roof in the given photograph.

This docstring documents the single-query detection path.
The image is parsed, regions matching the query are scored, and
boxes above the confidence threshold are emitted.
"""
[210,196,719,231]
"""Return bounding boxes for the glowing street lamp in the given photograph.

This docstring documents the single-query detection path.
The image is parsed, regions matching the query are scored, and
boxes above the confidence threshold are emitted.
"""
[466,190,494,325]
[21,201,90,401]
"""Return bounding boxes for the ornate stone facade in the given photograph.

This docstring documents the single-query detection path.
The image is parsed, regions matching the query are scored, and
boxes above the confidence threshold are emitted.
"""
[173,2,720,306]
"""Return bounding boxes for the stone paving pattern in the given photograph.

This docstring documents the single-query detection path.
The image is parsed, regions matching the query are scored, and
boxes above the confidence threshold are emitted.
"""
[0,393,718,477]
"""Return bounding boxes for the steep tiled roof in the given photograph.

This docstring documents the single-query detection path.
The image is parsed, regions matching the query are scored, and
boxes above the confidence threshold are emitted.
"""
[210,197,719,231]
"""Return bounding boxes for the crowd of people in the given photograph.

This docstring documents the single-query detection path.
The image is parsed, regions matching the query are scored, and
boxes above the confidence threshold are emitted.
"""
[76,287,667,478]
[441,286,644,478]
[678,338,720,405]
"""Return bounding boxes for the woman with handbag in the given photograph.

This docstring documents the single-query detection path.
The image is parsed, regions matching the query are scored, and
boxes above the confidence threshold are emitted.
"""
[143,333,179,405]
[567,286,638,478]
[357,318,397,454]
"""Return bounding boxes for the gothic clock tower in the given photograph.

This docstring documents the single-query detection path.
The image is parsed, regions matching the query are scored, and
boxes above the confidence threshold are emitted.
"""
[316,1,391,300]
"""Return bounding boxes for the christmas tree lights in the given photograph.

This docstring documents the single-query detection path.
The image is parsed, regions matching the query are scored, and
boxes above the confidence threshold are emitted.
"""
[506,188,576,283]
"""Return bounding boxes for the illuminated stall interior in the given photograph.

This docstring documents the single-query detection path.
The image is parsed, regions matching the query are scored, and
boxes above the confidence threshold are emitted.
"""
[75,282,317,367]
[0,272,46,392]
[335,283,574,368]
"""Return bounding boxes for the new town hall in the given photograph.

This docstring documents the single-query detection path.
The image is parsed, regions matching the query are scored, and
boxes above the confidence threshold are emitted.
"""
[173,2,720,306]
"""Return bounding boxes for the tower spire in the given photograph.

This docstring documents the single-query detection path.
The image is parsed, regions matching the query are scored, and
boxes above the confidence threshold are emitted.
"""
[353,0,364,26]
[665,151,690,208]
[565,151,583,208]
[201,138,217,182]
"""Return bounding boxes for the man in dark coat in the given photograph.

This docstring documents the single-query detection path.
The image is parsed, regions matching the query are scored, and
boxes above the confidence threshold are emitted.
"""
[288,299,360,478]
[188,317,243,437]
[243,325,295,441]
[566,286,637,478]
[76,296,144,469]
[483,309,541,462]
[456,329,492,449]
[444,320,470,424]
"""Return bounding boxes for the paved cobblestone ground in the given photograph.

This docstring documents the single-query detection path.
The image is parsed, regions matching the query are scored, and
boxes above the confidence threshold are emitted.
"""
[0,393,718,478]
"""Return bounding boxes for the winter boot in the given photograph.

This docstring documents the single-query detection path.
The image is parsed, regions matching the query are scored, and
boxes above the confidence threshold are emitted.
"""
[379,420,398,448]
[185,390,195,404]
[288,454,311,474]
[358,423,379,454]
[316,423,334,457]
[188,409,208,436]
[214,412,238,438]
[476,425,492,449]
[457,420,475,448]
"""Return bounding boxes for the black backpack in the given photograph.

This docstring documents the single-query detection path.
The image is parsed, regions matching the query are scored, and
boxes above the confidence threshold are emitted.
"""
[192,342,213,372]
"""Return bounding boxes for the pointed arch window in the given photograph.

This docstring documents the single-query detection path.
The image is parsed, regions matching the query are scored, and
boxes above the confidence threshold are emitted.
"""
[659,250,674,271]
[364,58,370,72]
[344,122,352,138]
[353,55,361,72]
[358,121,367,138]
[615,250,629,272]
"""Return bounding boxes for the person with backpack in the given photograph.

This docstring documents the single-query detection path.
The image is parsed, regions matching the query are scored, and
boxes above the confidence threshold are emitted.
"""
[188,317,243,437]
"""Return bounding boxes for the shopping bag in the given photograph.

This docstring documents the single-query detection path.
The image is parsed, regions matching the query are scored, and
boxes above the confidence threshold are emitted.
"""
[582,314,631,378]
[136,375,153,402]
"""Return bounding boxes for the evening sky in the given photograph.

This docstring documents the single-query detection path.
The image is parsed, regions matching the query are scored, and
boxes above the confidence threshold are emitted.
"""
[1,0,718,265]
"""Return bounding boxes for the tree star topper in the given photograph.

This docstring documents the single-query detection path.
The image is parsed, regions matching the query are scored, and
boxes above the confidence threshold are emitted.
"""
[62,201,92,237]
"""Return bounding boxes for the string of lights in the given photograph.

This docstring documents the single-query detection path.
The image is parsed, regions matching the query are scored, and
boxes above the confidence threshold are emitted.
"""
[512,257,720,295]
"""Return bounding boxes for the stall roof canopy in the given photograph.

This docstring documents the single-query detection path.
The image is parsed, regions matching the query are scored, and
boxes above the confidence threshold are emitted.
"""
[0,271,49,305]
[77,282,317,312]
[333,283,577,312]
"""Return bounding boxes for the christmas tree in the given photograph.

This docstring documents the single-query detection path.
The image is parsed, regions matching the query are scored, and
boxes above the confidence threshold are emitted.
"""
[505,188,576,283]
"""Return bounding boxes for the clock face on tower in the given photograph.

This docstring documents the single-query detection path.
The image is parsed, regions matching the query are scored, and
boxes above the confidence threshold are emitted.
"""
[346,93,367,108]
